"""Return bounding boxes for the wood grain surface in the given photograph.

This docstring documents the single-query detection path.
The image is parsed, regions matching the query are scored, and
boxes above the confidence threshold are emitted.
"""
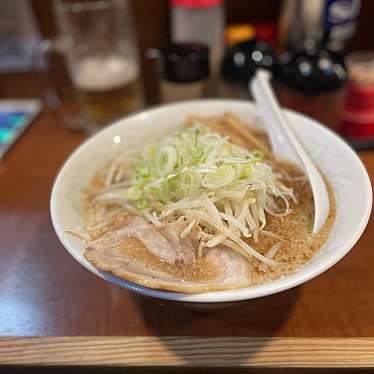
[0,94,373,368]
[1,337,374,367]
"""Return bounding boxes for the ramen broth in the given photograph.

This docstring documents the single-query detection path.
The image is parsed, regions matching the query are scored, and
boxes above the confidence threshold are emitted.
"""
[82,143,336,288]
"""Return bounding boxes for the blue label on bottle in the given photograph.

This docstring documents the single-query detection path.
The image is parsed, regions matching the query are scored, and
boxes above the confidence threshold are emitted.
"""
[325,0,360,26]
[324,0,361,43]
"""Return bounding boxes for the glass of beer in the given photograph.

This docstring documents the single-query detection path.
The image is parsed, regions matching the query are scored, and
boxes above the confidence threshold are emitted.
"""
[52,0,143,131]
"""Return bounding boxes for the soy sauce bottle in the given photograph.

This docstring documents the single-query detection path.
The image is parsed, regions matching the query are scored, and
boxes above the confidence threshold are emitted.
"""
[274,0,360,131]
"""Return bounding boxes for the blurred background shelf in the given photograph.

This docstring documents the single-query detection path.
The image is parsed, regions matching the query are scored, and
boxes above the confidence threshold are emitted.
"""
[2,0,373,104]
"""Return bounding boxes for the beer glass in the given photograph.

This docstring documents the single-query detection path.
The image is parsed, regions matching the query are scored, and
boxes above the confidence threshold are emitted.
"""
[48,0,143,131]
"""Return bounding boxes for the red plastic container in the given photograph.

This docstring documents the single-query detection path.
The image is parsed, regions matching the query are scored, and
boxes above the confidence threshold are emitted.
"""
[340,51,374,148]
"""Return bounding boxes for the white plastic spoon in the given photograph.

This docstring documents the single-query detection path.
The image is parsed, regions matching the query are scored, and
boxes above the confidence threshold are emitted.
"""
[250,69,329,234]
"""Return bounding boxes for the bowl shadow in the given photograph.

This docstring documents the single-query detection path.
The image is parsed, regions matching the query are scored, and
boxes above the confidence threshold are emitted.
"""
[134,286,299,366]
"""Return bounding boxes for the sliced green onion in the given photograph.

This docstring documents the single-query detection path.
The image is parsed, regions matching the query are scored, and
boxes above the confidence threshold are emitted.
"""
[202,164,236,189]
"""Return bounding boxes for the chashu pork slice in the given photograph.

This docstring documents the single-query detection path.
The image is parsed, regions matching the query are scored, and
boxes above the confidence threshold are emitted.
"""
[84,216,252,293]
[86,216,196,265]
[85,244,251,293]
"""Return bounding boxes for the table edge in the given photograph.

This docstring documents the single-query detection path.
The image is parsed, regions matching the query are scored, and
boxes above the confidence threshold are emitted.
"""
[1,337,374,367]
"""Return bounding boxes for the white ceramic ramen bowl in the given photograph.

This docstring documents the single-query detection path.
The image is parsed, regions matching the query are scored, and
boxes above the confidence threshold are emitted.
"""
[51,100,372,304]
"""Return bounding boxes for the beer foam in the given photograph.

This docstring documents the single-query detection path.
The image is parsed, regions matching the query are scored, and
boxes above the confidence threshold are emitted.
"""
[73,56,139,91]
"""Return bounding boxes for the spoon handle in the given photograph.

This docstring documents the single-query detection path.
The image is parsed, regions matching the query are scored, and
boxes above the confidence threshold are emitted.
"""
[251,71,301,165]
[250,69,330,234]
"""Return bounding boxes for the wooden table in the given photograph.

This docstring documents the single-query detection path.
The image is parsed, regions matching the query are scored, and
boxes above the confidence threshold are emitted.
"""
[0,96,374,371]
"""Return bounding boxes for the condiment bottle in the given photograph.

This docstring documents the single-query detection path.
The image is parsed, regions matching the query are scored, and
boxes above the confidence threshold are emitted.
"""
[274,48,347,132]
[275,1,353,132]
[279,0,361,54]
[159,43,210,103]
[170,0,224,74]
[340,51,374,149]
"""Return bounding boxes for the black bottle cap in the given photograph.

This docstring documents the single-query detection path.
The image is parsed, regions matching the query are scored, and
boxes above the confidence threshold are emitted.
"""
[161,42,210,83]
[275,49,347,95]
[220,39,276,85]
